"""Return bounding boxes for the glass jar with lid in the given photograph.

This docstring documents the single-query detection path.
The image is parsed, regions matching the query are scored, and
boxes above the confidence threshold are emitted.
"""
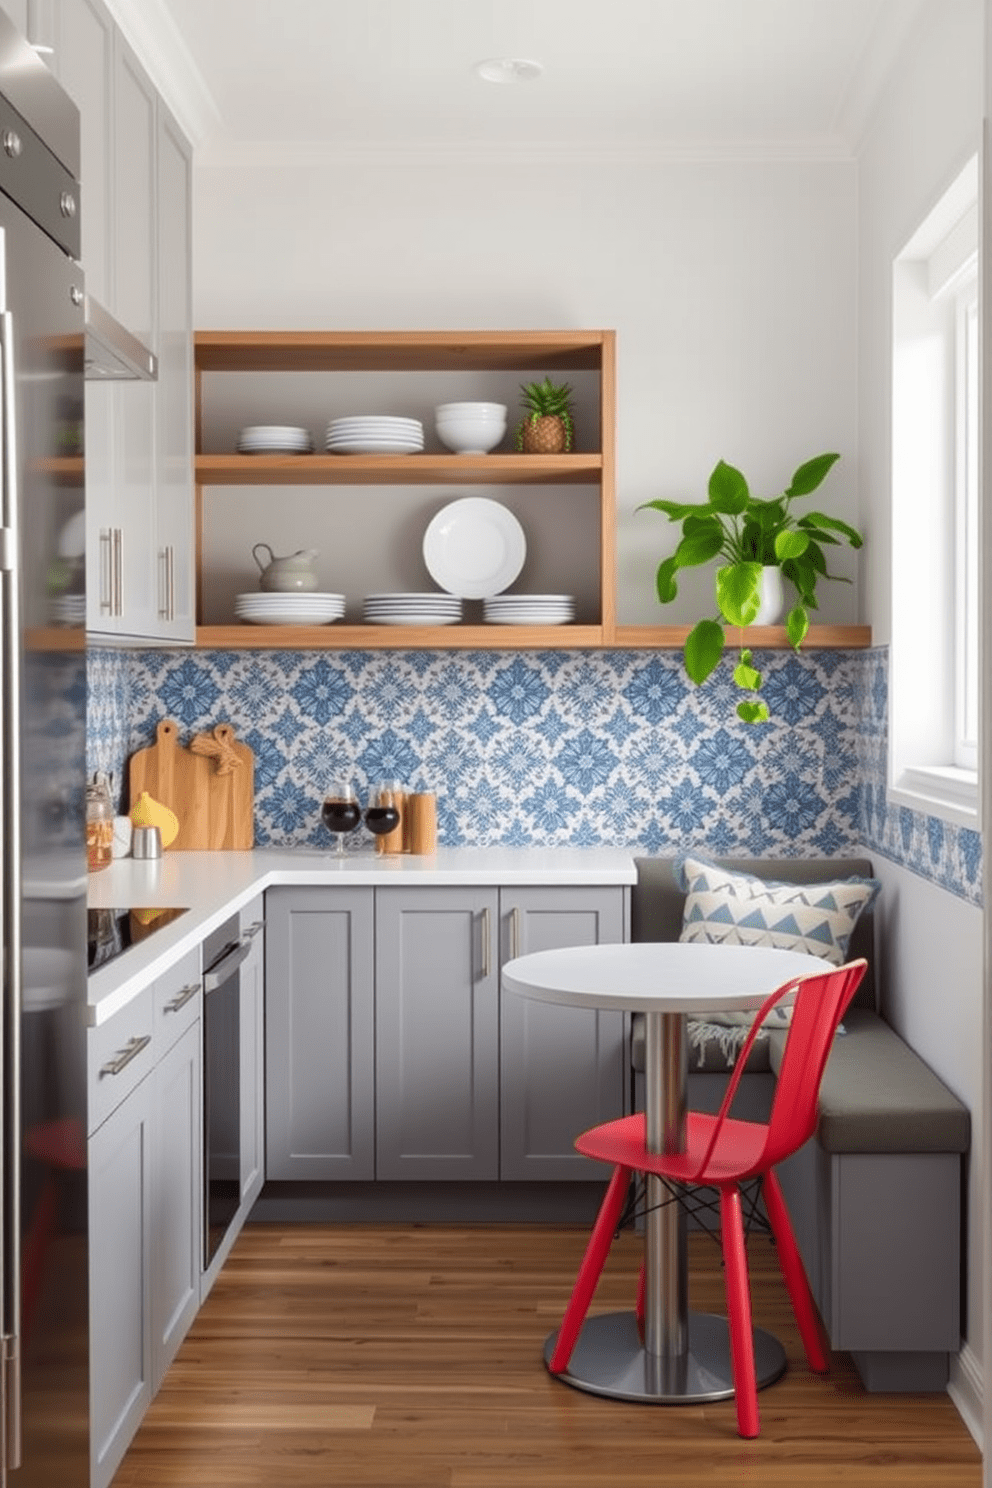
[85,772,114,872]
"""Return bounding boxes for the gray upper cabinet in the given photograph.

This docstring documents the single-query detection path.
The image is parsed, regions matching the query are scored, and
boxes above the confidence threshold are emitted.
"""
[153,100,195,641]
[375,887,500,1181]
[52,0,194,643]
[265,887,375,1180]
[499,886,628,1181]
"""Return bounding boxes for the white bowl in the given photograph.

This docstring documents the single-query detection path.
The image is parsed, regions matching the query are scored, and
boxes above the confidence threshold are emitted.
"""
[435,409,507,455]
[435,402,507,418]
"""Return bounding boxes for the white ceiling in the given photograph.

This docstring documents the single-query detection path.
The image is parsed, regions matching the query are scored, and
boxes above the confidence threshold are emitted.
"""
[107,0,928,160]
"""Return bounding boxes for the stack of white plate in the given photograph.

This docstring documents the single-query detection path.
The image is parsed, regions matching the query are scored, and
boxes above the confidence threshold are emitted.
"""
[325,416,424,456]
[363,592,463,626]
[482,594,575,625]
[234,592,346,626]
[49,594,86,624]
[237,424,313,454]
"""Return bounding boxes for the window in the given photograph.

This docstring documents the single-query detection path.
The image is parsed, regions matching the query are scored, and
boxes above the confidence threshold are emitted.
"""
[889,156,979,826]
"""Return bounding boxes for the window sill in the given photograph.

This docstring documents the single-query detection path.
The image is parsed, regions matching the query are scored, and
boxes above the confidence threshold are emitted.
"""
[889,765,979,829]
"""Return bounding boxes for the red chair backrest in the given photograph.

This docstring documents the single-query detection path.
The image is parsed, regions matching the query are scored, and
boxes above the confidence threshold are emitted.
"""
[759,958,867,1169]
[694,958,868,1183]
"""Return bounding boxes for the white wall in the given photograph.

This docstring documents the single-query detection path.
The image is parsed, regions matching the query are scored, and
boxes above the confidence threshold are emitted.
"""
[856,0,985,1411]
[192,150,858,625]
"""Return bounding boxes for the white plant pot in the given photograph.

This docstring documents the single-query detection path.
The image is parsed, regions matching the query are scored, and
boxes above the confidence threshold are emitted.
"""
[752,565,785,626]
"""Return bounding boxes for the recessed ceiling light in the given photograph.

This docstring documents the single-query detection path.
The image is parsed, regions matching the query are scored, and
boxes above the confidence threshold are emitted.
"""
[474,58,544,85]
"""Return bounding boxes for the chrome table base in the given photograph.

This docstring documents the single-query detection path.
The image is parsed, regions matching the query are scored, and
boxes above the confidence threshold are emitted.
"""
[543,1311,787,1405]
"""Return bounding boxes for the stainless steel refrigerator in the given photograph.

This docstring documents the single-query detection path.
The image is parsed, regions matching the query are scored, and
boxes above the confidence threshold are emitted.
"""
[0,12,89,1486]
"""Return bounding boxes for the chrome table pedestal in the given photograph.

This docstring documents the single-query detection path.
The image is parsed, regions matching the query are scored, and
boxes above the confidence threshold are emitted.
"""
[544,1008,786,1404]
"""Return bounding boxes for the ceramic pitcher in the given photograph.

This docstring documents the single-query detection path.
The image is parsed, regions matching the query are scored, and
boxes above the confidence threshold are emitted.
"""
[252,543,320,592]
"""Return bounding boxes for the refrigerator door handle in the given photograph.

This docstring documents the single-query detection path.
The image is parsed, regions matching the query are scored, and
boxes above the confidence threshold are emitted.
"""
[0,307,22,1474]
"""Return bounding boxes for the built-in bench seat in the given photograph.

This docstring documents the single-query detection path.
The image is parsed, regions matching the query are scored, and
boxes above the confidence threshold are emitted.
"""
[630,855,970,1394]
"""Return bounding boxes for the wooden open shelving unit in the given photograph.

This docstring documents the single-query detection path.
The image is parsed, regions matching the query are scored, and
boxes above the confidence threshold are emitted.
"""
[193,330,869,652]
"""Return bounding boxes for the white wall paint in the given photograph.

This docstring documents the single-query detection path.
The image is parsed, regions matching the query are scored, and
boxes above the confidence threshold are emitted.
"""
[192,151,858,626]
[855,0,984,1390]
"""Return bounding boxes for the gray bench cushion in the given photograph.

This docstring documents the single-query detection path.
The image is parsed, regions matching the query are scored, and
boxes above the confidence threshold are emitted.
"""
[768,1007,970,1155]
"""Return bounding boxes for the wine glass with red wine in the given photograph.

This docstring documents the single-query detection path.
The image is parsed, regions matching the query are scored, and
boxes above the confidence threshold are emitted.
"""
[364,782,400,839]
[321,781,361,856]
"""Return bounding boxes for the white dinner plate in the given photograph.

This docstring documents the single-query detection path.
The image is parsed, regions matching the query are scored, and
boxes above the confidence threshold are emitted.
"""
[326,438,424,455]
[422,497,526,599]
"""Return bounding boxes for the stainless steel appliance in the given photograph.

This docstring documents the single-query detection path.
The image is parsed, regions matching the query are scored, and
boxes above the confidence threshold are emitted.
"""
[201,916,253,1271]
[0,10,88,1485]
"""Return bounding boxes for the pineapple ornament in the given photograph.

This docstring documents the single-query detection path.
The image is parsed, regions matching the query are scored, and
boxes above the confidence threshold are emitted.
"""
[515,376,575,454]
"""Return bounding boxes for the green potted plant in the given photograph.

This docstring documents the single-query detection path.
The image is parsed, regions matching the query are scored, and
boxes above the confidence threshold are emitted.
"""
[640,452,862,722]
[515,376,575,453]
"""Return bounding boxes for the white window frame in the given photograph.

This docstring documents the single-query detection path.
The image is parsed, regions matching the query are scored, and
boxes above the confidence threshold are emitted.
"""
[889,157,979,828]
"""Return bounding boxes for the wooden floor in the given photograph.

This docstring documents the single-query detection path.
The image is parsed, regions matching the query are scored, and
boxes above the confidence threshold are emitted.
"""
[114,1222,982,1488]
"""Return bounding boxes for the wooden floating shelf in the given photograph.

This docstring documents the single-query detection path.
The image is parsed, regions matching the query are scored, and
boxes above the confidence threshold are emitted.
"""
[196,453,602,486]
[195,623,871,651]
[196,624,607,650]
[194,328,610,373]
[615,624,872,649]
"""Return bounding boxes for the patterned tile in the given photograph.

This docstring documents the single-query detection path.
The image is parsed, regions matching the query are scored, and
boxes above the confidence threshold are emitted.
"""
[83,643,981,905]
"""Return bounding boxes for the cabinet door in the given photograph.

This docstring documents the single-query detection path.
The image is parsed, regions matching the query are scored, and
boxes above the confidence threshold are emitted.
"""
[375,887,499,1181]
[499,887,627,1181]
[52,0,113,307]
[240,897,265,1204]
[265,887,374,1180]
[150,1018,201,1392]
[153,99,195,642]
[110,31,157,636]
[89,1075,153,1488]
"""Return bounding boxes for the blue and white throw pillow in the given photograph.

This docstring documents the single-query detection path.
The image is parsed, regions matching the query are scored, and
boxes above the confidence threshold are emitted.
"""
[675,854,879,1029]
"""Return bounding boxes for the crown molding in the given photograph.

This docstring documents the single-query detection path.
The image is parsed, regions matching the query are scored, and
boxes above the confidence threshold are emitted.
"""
[196,135,856,172]
[100,0,220,149]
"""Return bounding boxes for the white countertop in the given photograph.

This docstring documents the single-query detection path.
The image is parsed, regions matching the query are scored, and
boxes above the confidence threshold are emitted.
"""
[87,846,638,1026]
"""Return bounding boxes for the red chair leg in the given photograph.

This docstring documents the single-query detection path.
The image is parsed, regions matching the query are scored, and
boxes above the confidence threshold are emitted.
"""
[762,1168,829,1372]
[549,1165,631,1374]
[719,1185,760,1439]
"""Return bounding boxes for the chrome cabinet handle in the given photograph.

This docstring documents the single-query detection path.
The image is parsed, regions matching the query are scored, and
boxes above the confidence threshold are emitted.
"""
[111,527,123,617]
[100,1033,152,1078]
[203,937,251,993]
[244,919,265,940]
[158,545,175,622]
[164,981,200,1013]
[481,906,491,979]
[99,529,113,614]
[511,906,521,960]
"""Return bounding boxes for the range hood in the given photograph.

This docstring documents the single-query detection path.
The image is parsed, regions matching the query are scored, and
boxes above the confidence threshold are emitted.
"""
[84,295,158,381]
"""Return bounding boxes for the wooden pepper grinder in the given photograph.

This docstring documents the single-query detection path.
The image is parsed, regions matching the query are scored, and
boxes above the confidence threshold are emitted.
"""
[405,792,437,855]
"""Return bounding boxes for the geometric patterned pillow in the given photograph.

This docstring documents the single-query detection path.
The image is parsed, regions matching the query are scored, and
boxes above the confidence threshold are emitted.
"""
[675,854,879,1028]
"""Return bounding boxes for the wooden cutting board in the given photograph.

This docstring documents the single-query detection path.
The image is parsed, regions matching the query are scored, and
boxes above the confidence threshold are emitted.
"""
[128,719,254,850]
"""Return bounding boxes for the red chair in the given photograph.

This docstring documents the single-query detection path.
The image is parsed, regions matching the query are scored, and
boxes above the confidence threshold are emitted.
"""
[549,957,867,1439]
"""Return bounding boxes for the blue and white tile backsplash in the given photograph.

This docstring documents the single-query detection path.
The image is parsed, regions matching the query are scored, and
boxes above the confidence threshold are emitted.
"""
[86,643,981,907]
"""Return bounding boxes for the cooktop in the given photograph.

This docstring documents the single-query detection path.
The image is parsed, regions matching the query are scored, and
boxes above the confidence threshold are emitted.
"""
[87,906,189,973]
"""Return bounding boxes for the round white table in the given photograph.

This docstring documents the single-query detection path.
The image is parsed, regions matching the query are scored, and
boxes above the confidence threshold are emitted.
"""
[501,940,825,1406]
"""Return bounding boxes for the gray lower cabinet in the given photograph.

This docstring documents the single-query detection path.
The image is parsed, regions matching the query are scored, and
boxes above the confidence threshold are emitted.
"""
[265,886,375,1179]
[376,886,500,1180]
[150,1018,201,1391]
[265,882,628,1186]
[88,947,202,1488]
[89,1055,153,1488]
[240,896,266,1204]
[499,886,627,1180]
